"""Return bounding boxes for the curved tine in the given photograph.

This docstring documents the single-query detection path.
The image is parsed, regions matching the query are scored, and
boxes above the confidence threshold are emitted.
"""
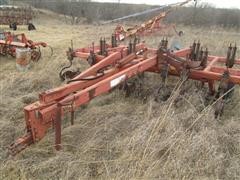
[38,46,42,60]
[36,46,42,61]
[48,45,54,57]
[59,60,73,81]
[31,47,41,62]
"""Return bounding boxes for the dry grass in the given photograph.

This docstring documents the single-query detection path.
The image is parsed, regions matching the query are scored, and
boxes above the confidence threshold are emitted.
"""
[0,9,240,179]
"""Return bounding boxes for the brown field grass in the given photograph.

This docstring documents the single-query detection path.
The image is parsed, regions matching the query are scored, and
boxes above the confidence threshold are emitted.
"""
[0,9,240,179]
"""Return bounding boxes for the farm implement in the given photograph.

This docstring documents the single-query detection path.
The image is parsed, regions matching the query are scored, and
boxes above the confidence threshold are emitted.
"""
[60,35,135,80]
[0,5,35,30]
[9,35,239,155]
[113,0,192,41]
[0,32,49,61]
[60,0,193,80]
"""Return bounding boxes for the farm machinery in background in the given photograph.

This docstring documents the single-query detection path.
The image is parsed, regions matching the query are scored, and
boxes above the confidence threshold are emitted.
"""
[0,5,36,30]
[112,0,192,41]
[0,31,50,61]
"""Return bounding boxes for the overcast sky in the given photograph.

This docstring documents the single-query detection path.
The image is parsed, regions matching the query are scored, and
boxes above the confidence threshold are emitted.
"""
[94,0,240,9]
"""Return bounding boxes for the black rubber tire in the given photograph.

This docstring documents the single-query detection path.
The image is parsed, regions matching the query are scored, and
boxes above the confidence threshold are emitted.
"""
[12,23,17,31]
[28,23,36,31]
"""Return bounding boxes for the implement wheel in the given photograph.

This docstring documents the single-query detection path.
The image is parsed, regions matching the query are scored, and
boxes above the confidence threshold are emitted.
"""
[10,23,17,31]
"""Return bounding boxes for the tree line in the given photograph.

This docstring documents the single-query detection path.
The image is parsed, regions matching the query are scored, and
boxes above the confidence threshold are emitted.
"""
[8,0,240,28]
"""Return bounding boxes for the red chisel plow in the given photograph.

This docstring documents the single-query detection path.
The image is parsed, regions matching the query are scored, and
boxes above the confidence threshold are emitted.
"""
[0,32,49,61]
[114,13,176,41]
[9,34,239,155]
[113,0,191,41]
